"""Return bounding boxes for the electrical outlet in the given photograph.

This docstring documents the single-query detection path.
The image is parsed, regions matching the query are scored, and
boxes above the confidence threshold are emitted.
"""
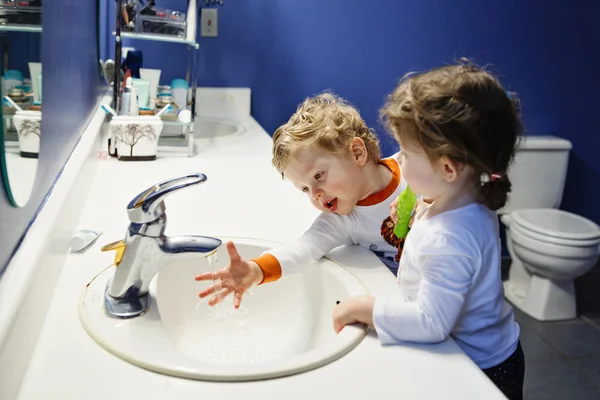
[201,8,218,37]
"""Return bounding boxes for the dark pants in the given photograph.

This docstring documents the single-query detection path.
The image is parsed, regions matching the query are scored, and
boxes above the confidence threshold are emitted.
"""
[482,341,525,400]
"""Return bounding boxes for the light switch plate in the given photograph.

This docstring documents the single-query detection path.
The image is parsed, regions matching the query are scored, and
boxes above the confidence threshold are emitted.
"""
[200,8,218,37]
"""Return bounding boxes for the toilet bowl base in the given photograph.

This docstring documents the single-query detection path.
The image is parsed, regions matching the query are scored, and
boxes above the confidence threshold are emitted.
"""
[504,274,576,321]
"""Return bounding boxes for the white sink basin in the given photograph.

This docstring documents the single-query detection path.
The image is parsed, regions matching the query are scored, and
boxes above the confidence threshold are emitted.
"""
[80,237,369,381]
[194,117,245,140]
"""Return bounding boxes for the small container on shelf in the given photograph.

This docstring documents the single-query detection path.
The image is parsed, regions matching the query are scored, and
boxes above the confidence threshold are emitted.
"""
[3,89,32,115]
[157,91,172,105]
[136,8,186,38]
[139,107,155,116]
[170,79,188,110]
[4,69,23,92]
[0,0,42,25]
[157,103,179,121]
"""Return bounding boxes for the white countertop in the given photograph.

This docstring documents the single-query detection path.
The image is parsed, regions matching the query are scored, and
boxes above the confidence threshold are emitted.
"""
[16,114,505,400]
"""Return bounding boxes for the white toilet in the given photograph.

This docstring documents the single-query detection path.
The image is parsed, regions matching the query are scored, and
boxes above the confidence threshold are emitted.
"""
[501,135,600,321]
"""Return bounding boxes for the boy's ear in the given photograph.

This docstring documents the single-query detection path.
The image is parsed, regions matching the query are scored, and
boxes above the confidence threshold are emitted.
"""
[350,137,369,166]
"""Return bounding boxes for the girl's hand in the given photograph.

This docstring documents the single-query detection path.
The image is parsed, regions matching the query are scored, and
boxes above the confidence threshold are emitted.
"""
[389,197,400,224]
[333,295,375,333]
[409,198,430,227]
[390,197,429,228]
[195,241,264,308]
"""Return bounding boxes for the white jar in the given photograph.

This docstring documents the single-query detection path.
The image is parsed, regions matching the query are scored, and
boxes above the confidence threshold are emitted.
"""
[170,78,188,110]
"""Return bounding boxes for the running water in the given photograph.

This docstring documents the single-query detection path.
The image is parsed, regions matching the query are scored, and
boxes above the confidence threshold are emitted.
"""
[195,251,249,322]
[187,248,287,365]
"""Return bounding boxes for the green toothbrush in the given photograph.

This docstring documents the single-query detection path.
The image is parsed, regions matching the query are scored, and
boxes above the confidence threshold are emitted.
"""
[393,185,417,239]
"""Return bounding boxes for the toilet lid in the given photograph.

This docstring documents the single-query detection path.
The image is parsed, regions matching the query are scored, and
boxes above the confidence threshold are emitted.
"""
[511,219,600,247]
[512,209,600,241]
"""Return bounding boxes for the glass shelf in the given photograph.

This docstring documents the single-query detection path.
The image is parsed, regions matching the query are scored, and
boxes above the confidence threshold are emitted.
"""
[0,3,41,31]
[0,24,41,32]
[113,31,195,46]
[157,120,194,157]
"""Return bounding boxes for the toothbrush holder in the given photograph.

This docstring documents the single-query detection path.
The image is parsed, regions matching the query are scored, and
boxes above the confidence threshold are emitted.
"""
[13,110,42,158]
[109,116,164,161]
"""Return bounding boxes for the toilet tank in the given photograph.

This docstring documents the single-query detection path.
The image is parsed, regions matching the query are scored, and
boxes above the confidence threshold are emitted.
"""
[499,135,572,214]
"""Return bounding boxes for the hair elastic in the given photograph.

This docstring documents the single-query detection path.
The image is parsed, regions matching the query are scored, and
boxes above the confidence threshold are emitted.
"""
[480,172,503,185]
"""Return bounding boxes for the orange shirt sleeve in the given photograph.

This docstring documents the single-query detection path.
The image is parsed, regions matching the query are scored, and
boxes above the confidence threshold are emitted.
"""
[252,253,282,284]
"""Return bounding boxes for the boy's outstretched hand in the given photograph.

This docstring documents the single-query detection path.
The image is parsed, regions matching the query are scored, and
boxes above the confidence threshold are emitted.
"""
[195,241,264,309]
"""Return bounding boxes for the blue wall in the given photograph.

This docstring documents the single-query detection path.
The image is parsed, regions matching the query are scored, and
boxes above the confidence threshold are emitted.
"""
[0,32,41,78]
[102,0,600,223]
[0,0,103,273]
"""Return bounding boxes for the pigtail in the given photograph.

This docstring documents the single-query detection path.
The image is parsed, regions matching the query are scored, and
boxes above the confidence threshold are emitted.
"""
[475,172,512,211]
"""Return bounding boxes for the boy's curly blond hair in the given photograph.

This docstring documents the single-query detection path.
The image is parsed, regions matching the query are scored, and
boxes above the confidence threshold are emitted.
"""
[272,92,381,175]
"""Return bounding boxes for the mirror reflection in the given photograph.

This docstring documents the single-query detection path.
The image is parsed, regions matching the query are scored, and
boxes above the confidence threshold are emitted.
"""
[0,0,41,207]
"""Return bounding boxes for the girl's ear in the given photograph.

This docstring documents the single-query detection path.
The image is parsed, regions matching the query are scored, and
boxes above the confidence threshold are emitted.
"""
[437,155,461,183]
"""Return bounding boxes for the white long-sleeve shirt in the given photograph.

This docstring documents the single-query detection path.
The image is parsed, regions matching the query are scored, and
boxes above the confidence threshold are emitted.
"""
[373,203,520,369]
[254,157,407,283]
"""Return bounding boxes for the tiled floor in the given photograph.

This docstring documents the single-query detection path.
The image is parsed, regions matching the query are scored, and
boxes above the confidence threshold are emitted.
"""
[515,308,600,399]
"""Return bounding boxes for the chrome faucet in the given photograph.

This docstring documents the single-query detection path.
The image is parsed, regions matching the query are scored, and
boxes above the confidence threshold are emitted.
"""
[101,173,222,318]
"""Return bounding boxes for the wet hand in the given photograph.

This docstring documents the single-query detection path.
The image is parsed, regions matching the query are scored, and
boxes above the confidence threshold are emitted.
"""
[194,241,264,308]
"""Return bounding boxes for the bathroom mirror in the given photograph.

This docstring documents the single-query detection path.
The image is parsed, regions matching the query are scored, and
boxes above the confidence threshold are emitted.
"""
[0,2,42,207]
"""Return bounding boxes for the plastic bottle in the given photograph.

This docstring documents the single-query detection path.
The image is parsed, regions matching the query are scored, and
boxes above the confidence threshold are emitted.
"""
[128,80,139,116]
[120,76,132,115]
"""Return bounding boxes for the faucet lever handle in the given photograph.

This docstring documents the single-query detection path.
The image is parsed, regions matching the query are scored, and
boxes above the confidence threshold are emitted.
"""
[101,239,127,266]
[126,173,208,223]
